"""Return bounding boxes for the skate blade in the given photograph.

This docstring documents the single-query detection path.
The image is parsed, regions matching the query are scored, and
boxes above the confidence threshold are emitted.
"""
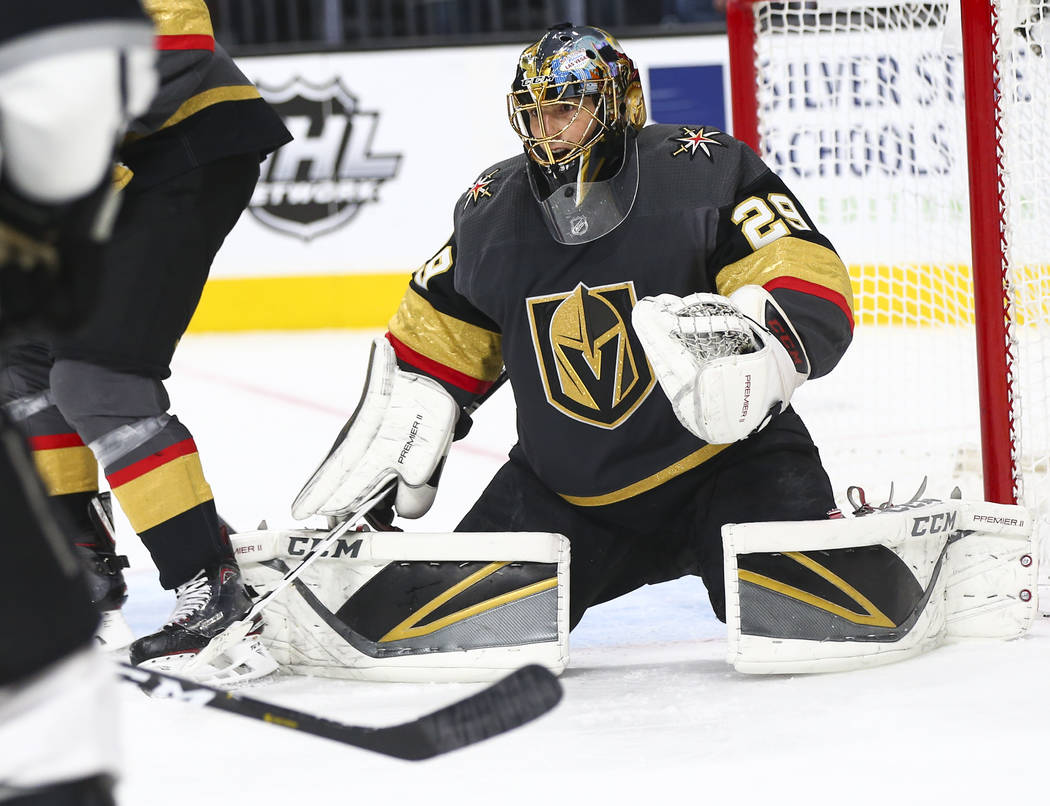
[137,636,279,689]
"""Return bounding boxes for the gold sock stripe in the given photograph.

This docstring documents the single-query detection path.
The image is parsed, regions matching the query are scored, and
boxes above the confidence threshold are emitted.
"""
[33,446,98,495]
[111,452,214,532]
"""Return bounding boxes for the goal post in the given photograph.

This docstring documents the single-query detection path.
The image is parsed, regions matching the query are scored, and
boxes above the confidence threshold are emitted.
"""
[725,1,1050,534]
[959,0,1016,507]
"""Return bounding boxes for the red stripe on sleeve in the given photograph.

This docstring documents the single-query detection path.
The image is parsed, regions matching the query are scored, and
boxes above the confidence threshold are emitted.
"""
[156,34,215,52]
[385,333,493,395]
[764,276,855,331]
[106,438,199,488]
[29,433,85,450]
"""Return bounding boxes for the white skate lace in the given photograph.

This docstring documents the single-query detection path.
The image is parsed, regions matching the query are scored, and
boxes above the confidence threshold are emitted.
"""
[167,570,211,625]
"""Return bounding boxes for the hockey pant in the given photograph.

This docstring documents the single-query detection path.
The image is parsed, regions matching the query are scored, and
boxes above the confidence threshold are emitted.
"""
[458,407,836,627]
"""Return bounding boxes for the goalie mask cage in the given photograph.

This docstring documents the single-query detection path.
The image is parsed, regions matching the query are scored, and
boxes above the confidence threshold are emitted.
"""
[726,0,1050,547]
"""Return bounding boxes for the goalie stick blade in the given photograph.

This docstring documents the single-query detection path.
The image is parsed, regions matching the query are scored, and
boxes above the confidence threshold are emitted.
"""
[116,662,562,761]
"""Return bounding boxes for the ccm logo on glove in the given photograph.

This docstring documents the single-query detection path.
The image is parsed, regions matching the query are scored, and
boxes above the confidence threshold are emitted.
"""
[764,302,809,374]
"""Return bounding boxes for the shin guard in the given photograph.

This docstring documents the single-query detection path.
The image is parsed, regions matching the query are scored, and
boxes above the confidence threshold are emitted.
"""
[232,529,569,682]
[723,497,1036,674]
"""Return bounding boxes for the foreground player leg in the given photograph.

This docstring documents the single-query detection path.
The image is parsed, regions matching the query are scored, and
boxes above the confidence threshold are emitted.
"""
[0,414,118,805]
[0,341,133,649]
[0,7,154,798]
[74,492,132,651]
[49,359,276,682]
[0,650,118,805]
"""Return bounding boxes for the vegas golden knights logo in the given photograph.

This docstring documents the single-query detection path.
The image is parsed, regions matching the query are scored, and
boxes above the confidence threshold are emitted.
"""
[526,281,655,428]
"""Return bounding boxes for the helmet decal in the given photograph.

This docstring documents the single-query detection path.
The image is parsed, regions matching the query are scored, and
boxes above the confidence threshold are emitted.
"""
[508,24,646,244]
[508,24,646,175]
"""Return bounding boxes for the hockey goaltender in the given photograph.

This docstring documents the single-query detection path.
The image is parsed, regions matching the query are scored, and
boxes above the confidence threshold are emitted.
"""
[196,23,1038,685]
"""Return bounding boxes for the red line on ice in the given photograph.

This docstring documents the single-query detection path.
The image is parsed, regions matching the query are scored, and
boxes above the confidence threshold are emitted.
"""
[175,365,507,461]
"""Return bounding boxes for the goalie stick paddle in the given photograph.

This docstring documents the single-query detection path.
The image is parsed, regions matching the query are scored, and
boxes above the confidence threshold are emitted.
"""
[117,661,563,760]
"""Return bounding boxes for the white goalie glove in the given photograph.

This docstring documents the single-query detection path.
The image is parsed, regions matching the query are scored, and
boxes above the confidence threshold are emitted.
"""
[291,337,459,521]
[632,286,810,444]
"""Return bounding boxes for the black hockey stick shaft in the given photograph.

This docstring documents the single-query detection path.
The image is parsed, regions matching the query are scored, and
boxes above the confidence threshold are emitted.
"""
[117,662,562,760]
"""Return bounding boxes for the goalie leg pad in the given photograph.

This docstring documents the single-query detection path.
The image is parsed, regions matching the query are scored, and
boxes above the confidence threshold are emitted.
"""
[723,498,1036,674]
[233,530,570,682]
[943,501,1038,639]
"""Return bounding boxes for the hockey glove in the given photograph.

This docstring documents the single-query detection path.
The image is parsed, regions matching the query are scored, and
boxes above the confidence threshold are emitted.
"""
[291,337,458,521]
[0,174,117,333]
[632,286,809,444]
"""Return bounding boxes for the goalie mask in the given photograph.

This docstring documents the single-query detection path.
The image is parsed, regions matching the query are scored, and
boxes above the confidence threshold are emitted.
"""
[508,23,646,245]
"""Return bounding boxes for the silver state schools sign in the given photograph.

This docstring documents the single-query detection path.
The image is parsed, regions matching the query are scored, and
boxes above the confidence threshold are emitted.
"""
[251,76,401,240]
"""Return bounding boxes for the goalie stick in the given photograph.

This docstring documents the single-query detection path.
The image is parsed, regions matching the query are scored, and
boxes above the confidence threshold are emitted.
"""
[117,661,562,760]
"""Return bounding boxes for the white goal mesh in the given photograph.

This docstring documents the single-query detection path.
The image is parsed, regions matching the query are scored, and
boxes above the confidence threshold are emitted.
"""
[728,1,1050,538]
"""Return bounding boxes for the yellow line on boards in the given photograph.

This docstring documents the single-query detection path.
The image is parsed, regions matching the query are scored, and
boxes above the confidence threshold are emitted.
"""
[187,273,410,332]
[184,263,1046,332]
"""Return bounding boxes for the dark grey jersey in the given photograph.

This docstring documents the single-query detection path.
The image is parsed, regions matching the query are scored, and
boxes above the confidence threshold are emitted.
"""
[387,124,854,506]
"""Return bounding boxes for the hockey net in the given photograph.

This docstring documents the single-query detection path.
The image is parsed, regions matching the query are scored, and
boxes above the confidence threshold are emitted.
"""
[727,0,1050,566]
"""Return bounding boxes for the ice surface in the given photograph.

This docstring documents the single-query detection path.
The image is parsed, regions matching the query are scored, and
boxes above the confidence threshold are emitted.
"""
[108,330,1048,805]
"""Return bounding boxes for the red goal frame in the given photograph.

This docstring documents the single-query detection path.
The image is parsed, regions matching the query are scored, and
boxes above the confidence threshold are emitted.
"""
[725,0,1017,505]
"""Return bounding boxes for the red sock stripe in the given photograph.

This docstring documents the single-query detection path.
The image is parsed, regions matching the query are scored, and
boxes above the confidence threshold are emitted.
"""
[385,333,494,395]
[106,438,199,488]
[29,433,85,450]
[156,34,215,52]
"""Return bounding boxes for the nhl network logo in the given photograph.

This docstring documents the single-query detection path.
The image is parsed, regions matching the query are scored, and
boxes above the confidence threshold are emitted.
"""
[251,77,402,240]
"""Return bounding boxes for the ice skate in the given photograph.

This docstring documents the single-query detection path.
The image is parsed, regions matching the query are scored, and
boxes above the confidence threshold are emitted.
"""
[75,493,134,651]
[129,560,277,686]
